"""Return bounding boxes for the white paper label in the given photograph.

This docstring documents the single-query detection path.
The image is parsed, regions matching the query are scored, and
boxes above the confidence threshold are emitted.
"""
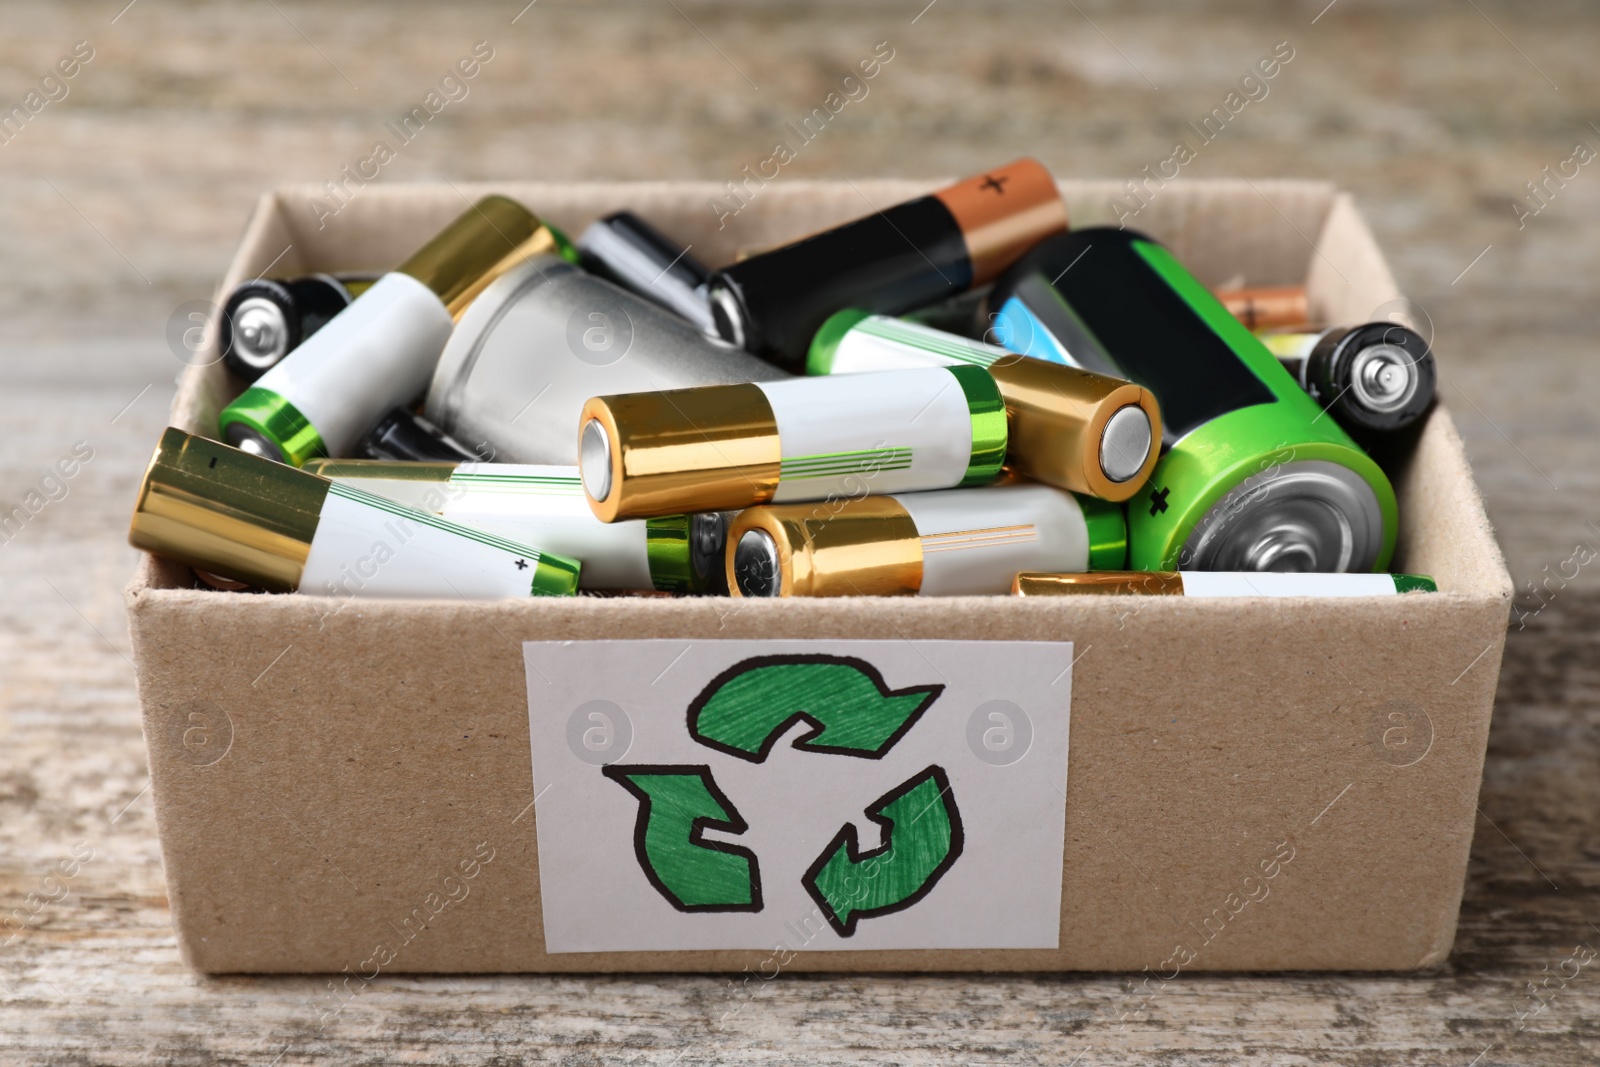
[523,639,1073,953]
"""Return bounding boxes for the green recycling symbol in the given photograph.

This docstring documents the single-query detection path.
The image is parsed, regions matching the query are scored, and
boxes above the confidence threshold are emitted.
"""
[601,655,964,937]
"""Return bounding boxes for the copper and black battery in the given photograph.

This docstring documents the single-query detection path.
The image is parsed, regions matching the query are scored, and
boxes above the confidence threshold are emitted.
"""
[1263,323,1436,436]
[219,273,378,382]
[706,158,1067,372]
[577,211,715,334]
[1213,285,1309,331]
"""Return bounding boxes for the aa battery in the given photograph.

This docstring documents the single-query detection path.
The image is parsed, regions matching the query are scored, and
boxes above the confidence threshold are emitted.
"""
[579,365,1007,522]
[302,459,726,594]
[577,211,715,334]
[807,309,1160,501]
[425,254,788,467]
[707,158,1067,372]
[220,273,379,382]
[218,196,567,467]
[1263,323,1436,436]
[354,407,483,463]
[728,482,1126,598]
[988,227,1398,573]
[1213,285,1309,331]
[128,428,580,598]
[1012,570,1436,597]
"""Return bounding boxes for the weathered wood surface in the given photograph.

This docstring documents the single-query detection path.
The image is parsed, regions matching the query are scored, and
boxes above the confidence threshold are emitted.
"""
[2,0,1598,1062]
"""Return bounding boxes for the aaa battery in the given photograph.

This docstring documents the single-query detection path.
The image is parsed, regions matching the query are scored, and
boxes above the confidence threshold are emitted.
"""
[1213,285,1309,331]
[807,309,1160,501]
[1012,571,1436,596]
[707,158,1067,371]
[218,196,570,467]
[303,459,726,594]
[728,481,1126,598]
[130,428,580,598]
[578,365,1007,522]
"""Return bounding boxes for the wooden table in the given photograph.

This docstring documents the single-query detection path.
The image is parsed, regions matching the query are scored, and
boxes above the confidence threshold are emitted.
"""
[2,1,1596,1062]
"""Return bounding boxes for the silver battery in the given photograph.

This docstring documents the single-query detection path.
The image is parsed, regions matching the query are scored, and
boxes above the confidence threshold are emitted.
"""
[424,255,789,465]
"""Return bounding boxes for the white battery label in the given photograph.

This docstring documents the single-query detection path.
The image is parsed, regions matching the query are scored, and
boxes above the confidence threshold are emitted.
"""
[897,484,1092,597]
[299,482,545,599]
[256,272,454,455]
[441,465,653,590]
[757,368,973,504]
[1178,571,1403,597]
[829,315,1008,372]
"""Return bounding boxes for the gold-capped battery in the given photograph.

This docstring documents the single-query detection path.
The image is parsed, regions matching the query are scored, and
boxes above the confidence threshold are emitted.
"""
[728,497,922,598]
[805,311,1160,501]
[579,384,782,524]
[1012,571,1185,597]
[986,356,1160,501]
[130,427,328,592]
[398,195,559,320]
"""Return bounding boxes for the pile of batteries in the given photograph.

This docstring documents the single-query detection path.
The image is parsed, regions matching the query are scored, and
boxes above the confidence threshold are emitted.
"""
[129,158,1440,603]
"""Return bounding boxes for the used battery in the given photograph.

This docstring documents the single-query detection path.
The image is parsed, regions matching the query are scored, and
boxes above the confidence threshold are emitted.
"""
[1263,323,1436,436]
[807,309,1160,501]
[988,227,1398,573]
[128,428,580,598]
[218,196,570,467]
[219,272,379,382]
[577,211,715,334]
[707,158,1067,372]
[425,254,788,466]
[728,481,1126,598]
[354,407,483,463]
[303,459,726,594]
[1213,285,1309,331]
[1013,570,1436,596]
[579,366,1007,522]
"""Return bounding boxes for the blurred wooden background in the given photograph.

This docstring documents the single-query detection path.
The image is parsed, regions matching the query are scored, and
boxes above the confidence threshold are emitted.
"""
[1,1,1597,1063]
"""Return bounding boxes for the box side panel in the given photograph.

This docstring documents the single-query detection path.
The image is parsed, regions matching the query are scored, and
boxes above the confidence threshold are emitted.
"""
[129,585,1505,974]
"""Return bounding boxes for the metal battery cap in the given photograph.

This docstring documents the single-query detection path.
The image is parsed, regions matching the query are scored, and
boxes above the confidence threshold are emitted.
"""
[228,296,290,370]
[733,528,784,597]
[1348,342,1418,414]
[580,418,613,502]
[1179,460,1384,573]
[1099,404,1153,483]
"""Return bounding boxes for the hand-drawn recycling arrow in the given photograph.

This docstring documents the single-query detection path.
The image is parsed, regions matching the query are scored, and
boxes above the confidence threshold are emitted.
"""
[802,765,964,937]
[601,764,763,912]
[688,655,944,762]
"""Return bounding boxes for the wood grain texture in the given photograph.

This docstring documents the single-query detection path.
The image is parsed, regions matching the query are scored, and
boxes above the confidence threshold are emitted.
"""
[1,1,1597,1062]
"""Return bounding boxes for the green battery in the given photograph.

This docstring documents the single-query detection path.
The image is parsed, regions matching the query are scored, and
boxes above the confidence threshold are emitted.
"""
[988,228,1397,572]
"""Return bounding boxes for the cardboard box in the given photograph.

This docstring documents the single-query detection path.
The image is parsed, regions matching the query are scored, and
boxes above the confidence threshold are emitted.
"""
[125,179,1512,973]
